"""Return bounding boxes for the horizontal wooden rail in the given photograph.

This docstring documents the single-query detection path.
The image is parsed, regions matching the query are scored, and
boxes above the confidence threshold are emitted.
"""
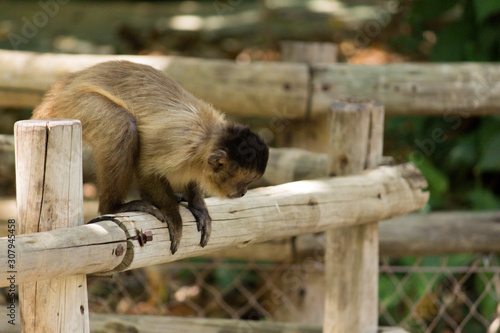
[208,210,500,261]
[3,201,497,259]
[0,308,409,333]
[0,163,428,287]
[1,50,500,115]
[0,50,308,117]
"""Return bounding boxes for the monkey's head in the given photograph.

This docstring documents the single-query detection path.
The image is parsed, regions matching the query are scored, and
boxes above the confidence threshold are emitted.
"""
[204,124,269,199]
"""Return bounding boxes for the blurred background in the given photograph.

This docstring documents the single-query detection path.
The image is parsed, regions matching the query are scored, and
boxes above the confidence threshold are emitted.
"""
[0,1,500,332]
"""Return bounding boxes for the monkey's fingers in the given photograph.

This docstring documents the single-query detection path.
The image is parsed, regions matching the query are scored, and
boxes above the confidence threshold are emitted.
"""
[164,218,181,254]
[200,220,211,248]
[187,207,212,247]
[160,210,183,255]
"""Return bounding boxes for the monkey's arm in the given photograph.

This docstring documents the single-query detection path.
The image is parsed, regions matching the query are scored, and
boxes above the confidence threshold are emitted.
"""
[186,182,212,247]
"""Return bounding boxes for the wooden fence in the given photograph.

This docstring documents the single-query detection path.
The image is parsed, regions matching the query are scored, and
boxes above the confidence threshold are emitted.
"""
[1,99,428,332]
[2,48,498,332]
[1,50,500,116]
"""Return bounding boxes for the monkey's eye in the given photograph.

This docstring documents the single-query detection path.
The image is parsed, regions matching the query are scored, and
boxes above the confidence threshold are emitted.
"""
[240,181,252,188]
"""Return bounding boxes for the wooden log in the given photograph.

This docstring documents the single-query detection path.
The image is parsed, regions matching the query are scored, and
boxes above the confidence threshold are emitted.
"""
[2,51,500,116]
[274,41,337,325]
[310,63,500,116]
[259,148,327,186]
[276,41,337,153]
[0,308,410,333]
[379,210,500,256]
[2,203,499,258]
[15,120,90,333]
[0,220,127,286]
[0,134,16,184]
[280,41,338,63]
[206,210,500,260]
[89,314,408,333]
[0,163,428,287]
[324,100,384,333]
[0,134,95,184]
[0,50,308,118]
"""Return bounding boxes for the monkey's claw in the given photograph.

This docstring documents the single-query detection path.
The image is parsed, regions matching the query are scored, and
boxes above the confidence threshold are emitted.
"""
[188,207,212,248]
[170,239,180,254]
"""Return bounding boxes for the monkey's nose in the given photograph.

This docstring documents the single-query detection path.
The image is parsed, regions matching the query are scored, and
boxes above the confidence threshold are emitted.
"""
[239,189,247,197]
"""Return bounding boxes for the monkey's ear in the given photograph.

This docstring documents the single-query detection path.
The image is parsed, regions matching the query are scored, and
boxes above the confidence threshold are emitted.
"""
[208,149,227,171]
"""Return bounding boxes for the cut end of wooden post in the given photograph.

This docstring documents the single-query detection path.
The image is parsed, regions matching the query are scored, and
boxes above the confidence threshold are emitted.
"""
[15,118,81,128]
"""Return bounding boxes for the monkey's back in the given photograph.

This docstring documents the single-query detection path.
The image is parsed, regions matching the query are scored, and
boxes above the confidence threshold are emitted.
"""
[33,61,226,188]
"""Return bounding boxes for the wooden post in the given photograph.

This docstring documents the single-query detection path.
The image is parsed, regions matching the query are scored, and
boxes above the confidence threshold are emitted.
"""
[15,119,89,333]
[274,41,338,324]
[323,100,384,333]
[277,41,338,152]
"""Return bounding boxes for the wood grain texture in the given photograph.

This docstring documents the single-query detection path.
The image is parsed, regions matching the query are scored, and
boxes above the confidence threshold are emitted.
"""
[275,41,336,325]
[3,208,497,264]
[0,50,308,118]
[0,308,410,333]
[379,210,500,256]
[0,163,428,287]
[204,210,500,260]
[15,120,90,333]
[275,41,337,152]
[2,51,500,115]
[110,164,426,273]
[0,220,127,287]
[311,63,500,116]
[324,100,384,333]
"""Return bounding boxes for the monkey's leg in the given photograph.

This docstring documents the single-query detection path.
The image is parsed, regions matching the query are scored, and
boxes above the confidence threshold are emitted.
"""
[78,94,139,216]
[81,96,165,224]
[139,175,183,254]
[186,182,212,247]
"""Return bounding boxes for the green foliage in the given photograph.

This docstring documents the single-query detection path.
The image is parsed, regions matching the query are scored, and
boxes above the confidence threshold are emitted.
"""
[382,3,500,330]
[392,0,500,61]
[473,0,500,23]
[386,115,500,210]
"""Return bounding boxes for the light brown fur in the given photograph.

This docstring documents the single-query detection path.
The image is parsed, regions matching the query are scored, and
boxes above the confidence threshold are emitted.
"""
[34,61,227,195]
[32,61,268,253]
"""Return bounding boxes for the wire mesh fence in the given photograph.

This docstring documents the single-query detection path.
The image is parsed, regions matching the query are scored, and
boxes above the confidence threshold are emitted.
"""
[83,253,500,333]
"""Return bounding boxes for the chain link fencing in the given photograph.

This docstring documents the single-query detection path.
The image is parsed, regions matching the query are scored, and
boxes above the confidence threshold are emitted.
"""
[85,253,500,333]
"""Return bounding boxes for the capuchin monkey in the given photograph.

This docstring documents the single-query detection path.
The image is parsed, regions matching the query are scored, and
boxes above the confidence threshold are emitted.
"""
[32,61,269,254]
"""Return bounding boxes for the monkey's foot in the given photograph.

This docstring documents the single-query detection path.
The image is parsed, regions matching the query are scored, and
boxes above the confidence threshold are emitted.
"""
[113,201,181,253]
[113,200,166,223]
[188,207,212,247]
[91,201,182,254]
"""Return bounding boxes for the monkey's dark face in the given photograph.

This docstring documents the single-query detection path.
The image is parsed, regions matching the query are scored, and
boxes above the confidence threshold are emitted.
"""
[205,156,264,199]
[206,124,269,199]
[205,125,269,199]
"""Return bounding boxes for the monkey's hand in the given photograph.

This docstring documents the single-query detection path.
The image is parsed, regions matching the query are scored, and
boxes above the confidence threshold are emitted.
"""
[187,206,212,247]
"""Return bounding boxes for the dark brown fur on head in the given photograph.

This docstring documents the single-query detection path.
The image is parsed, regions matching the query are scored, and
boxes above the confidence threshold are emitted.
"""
[205,124,268,199]
[219,124,269,175]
